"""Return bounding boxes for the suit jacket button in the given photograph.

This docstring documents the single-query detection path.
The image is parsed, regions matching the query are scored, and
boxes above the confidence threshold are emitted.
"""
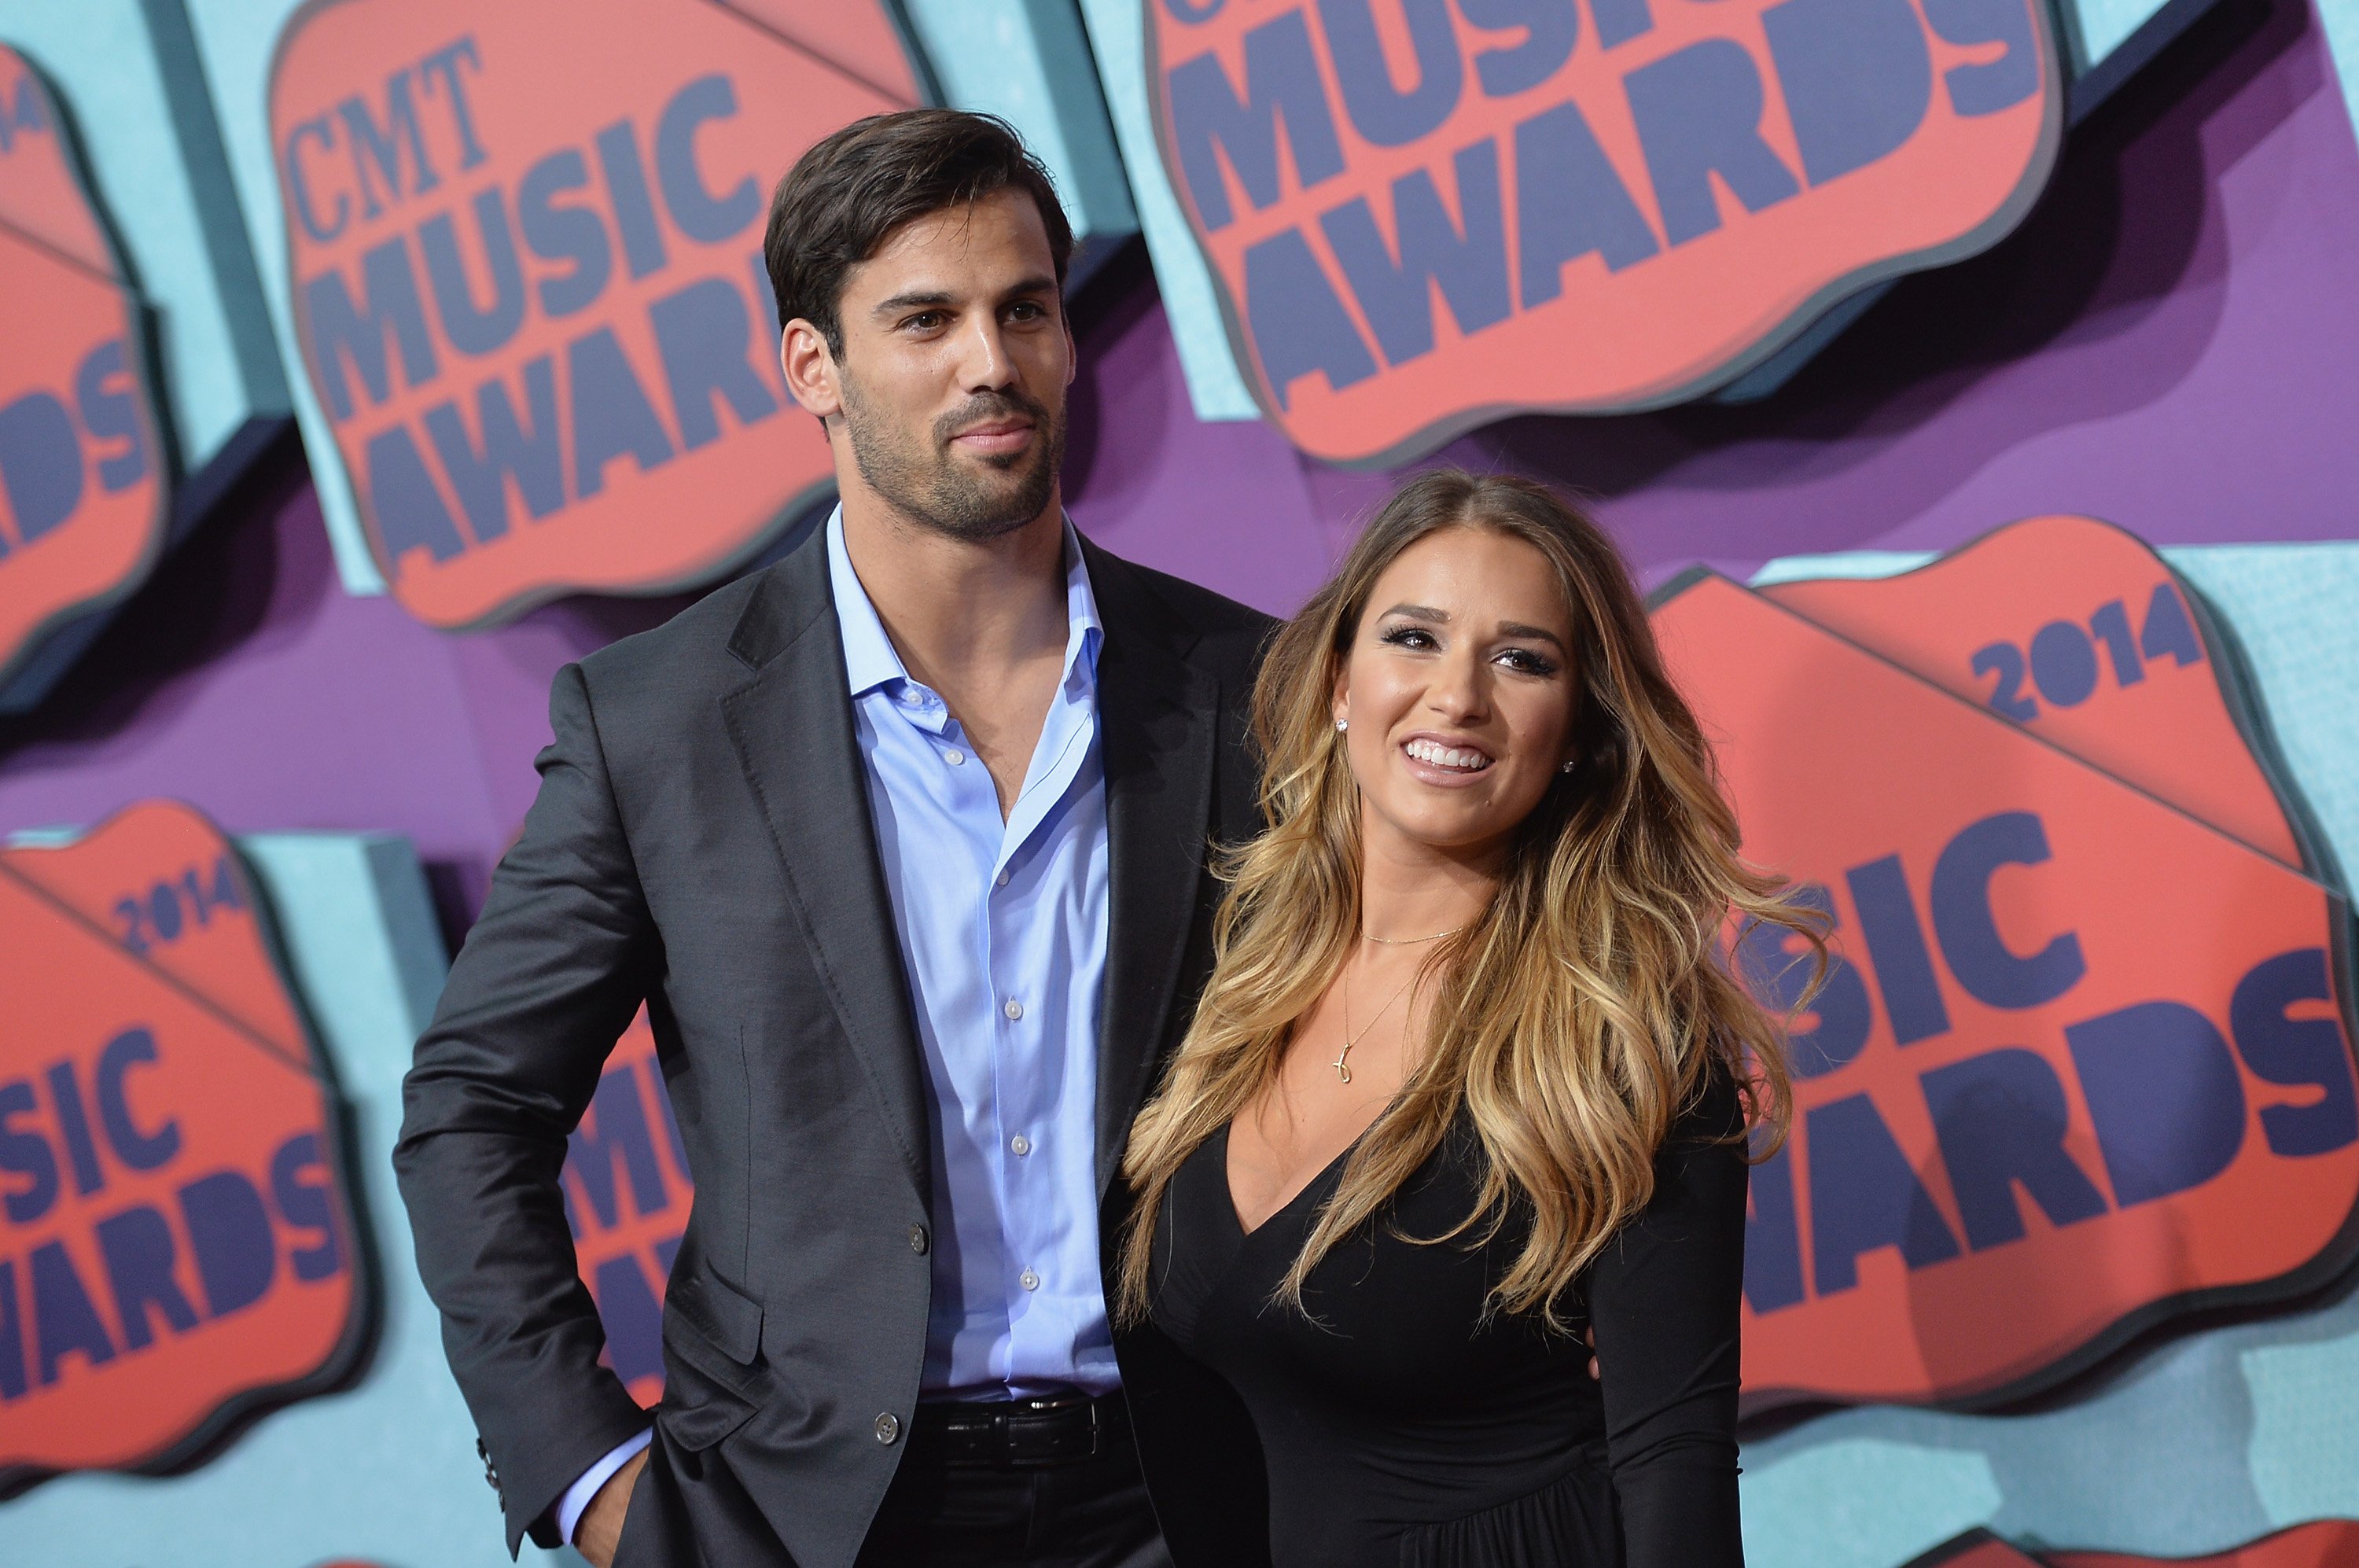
[875,1412,902,1445]
[908,1224,929,1255]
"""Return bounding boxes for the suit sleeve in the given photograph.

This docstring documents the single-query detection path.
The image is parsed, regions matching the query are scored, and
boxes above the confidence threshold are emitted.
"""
[393,661,661,1554]
[1587,1076,1751,1568]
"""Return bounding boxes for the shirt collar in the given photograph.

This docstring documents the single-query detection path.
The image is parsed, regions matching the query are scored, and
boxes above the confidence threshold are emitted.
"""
[826,506,1102,702]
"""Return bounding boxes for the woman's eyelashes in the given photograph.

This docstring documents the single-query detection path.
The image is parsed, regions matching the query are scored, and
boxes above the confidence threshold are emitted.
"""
[1376,624,1559,678]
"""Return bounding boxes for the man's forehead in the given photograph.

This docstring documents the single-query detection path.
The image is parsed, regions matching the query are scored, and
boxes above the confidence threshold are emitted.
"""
[849,191,1054,304]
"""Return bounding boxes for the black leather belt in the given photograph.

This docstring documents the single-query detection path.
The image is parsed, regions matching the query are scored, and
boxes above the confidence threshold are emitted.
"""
[911,1392,1123,1467]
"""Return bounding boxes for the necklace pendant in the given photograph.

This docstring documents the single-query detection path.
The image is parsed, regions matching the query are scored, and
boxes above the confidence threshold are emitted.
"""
[1333,1049,1352,1084]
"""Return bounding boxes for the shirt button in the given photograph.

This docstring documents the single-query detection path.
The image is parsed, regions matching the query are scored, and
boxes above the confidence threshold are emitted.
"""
[944,749,966,766]
[1019,1269,1041,1291]
[875,1412,901,1445]
[1010,1135,1032,1157]
[908,1224,929,1255]
[1003,998,1023,1021]
[995,868,1010,888]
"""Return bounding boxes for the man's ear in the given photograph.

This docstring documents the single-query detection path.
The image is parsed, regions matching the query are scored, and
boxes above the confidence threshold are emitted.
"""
[782,319,843,419]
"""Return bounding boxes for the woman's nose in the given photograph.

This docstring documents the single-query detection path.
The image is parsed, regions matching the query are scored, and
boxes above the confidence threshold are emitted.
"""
[1426,653,1488,719]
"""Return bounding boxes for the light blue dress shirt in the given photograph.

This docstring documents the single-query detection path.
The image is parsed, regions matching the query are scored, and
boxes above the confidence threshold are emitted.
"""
[557,510,1115,1540]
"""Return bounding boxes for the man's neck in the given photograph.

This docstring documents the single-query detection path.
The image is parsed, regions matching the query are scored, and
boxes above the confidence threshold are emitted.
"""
[837,475,1076,817]
[837,481,1071,696]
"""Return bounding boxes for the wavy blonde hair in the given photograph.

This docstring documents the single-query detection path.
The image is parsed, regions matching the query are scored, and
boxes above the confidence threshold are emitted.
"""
[1118,469,1817,1329]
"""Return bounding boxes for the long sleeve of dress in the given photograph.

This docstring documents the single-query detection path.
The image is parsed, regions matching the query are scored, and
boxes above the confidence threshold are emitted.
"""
[1584,1077,1751,1568]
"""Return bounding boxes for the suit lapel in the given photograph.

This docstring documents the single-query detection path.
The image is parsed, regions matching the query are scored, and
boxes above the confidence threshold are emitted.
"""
[1087,543,1219,1194]
[720,534,931,1201]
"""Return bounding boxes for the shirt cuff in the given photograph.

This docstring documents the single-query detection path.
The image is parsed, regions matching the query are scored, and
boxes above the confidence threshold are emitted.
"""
[554,1426,653,1544]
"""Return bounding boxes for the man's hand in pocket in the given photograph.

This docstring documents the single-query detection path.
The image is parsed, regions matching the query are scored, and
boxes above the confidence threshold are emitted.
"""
[576,1448,650,1568]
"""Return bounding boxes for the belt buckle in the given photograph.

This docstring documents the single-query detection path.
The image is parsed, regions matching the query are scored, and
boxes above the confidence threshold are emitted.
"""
[1001,1395,1098,1467]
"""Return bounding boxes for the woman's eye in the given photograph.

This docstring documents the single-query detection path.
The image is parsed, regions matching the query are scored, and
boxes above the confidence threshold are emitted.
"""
[1498,648,1559,676]
[1379,626,1437,650]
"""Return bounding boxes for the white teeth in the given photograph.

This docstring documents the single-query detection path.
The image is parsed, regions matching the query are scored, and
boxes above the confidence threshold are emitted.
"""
[1404,738,1492,772]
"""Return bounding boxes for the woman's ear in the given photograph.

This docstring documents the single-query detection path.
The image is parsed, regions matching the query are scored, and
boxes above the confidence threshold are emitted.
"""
[1330,668,1350,730]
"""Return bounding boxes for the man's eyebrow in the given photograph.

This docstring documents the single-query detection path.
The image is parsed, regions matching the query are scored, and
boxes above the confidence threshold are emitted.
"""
[871,275,1061,318]
[873,290,955,315]
[1499,620,1567,650]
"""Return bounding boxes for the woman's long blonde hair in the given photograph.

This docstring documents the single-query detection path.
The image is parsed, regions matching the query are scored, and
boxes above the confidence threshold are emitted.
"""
[1118,469,1817,1329]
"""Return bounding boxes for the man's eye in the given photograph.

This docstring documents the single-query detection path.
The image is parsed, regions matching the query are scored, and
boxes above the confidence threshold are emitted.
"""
[905,311,945,331]
[1007,301,1047,322]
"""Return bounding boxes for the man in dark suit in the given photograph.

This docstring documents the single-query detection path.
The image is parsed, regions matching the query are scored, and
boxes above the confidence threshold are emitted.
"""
[394,109,1273,1568]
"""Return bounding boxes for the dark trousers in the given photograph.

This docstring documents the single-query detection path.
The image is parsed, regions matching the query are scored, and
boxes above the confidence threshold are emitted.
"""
[852,1408,1172,1568]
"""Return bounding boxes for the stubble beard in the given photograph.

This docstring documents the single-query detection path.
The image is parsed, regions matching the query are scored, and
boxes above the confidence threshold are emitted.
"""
[837,366,1066,543]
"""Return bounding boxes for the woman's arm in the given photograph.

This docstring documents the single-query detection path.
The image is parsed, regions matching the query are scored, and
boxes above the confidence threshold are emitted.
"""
[1587,1076,1751,1568]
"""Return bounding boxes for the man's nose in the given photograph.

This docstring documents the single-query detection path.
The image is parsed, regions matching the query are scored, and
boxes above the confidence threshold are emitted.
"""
[955,314,1017,394]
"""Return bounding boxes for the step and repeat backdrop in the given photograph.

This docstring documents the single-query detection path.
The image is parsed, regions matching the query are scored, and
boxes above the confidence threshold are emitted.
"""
[2,2,2357,1566]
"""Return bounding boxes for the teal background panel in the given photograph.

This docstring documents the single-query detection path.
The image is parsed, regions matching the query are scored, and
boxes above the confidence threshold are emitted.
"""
[1075,0,1261,423]
[1742,1441,2005,1568]
[1090,0,2195,429]
[0,0,288,472]
[2068,0,2191,67]
[0,832,559,1568]
[179,0,381,594]
[1741,1269,2359,1566]
[900,0,1139,289]
[1733,539,2359,1568]
[179,0,1154,601]
[2328,0,2359,141]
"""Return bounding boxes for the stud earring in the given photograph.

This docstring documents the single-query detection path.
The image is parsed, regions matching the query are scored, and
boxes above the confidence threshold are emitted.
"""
[1335,720,1349,733]
[1560,758,1577,774]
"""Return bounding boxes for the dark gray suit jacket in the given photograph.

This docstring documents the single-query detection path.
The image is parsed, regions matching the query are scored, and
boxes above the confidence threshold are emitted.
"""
[393,523,1275,1568]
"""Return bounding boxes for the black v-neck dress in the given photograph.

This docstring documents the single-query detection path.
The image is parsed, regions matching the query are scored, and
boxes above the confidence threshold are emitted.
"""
[1146,1079,1750,1568]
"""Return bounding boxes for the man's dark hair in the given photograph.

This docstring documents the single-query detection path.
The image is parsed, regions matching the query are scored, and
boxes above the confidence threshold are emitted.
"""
[764,109,1074,355]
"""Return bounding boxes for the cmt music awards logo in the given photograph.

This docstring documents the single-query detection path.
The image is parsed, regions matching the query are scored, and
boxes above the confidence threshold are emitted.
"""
[1650,515,2359,1410]
[1146,0,2061,461]
[269,1,923,628]
[0,46,169,690]
[0,802,370,1491]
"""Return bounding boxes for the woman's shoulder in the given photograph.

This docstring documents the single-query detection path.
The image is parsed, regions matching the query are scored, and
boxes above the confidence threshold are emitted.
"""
[1672,1066,1750,1146]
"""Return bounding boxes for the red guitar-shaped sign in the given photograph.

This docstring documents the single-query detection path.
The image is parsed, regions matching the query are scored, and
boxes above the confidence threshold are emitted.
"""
[1146,0,2061,460]
[0,802,370,1490]
[0,47,170,694]
[270,0,924,627]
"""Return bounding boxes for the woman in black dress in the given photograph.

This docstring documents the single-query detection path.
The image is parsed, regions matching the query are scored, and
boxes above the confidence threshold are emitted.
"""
[1118,471,1820,1568]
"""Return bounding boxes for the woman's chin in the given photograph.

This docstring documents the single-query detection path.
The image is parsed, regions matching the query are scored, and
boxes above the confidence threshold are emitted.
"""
[1364,807,1518,862]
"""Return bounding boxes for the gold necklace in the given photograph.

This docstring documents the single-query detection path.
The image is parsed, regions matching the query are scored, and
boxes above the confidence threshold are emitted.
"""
[1360,924,1466,946]
[1333,960,1421,1084]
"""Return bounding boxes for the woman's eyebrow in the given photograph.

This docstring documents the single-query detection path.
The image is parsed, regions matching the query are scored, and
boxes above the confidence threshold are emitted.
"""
[1498,620,1567,650]
[1378,602,1449,622]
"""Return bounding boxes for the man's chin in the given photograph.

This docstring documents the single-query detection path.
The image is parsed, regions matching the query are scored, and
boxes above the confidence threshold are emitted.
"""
[910,467,1054,539]
[942,438,1037,477]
